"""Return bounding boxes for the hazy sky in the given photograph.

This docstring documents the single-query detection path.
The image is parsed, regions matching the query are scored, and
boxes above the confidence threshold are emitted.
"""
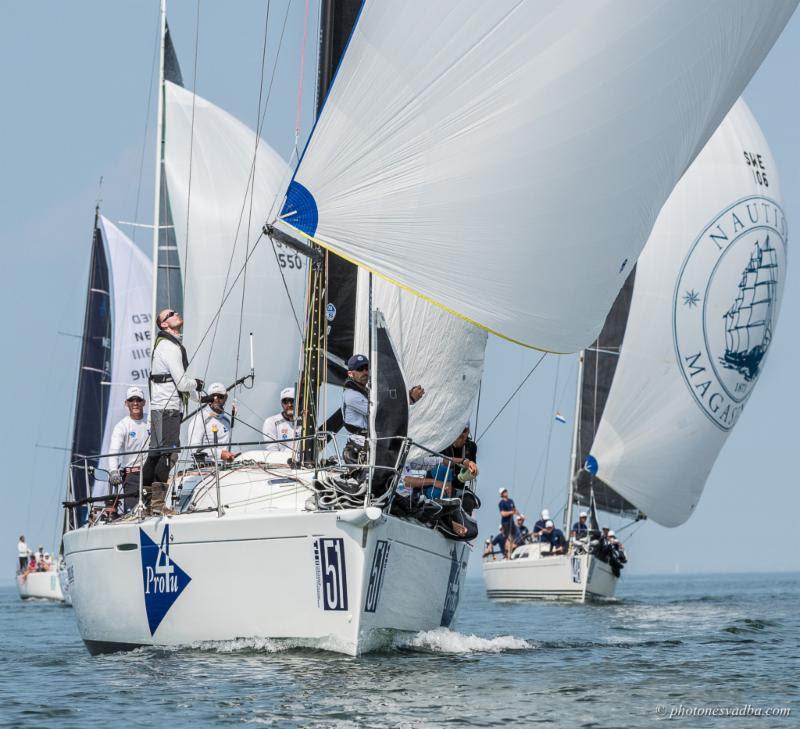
[2,2,798,580]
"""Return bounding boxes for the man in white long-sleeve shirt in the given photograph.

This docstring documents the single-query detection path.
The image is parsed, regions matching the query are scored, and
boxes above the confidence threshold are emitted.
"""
[142,309,203,496]
[187,382,235,463]
[96,386,150,512]
[262,387,300,453]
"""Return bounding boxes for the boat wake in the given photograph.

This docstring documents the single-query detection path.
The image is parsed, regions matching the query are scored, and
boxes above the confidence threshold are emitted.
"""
[394,627,532,655]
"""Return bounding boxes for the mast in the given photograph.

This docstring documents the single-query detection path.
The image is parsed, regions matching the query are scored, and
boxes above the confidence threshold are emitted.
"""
[565,351,585,535]
[151,0,167,337]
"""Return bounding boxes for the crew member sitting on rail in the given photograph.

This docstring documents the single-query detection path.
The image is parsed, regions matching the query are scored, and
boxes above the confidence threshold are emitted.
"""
[540,520,567,554]
[514,514,531,546]
[440,424,479,495]
[104,386,150,513]
[262,387,300,453]
[571,511,589,539]
[187,383,236,464]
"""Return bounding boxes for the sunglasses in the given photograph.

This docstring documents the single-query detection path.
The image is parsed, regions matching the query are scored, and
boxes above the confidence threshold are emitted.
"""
[160,310,178,324]
[211,394,227,400]
[281,398,295,405]
[354,365,369,372]
[127,397,144,404]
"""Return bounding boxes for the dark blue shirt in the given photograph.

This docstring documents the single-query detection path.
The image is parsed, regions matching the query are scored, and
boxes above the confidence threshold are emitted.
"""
[541,528,567,549]
[572,521,589,537]
[498,498,516,525]
[514,525,530,546]
[532,519,547,534]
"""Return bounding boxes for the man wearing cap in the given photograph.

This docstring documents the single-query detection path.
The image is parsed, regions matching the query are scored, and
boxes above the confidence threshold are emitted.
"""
[341,353,425,465]
[514,514,531,546]
[571,511,589,539]
[142,309,204,492]
[187,382,235,463]
[262,386,300,453]
[540,520,567,554]
[102,386,151,512]
[532,509,551,540]
[498,488,518,558]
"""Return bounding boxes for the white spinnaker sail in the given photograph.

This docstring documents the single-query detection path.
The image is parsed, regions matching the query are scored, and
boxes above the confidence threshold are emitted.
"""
[374,283,486,453]
[278,0,796,353]
[164,81,304,430]
[98,216,153,456]
[589,99,787,527]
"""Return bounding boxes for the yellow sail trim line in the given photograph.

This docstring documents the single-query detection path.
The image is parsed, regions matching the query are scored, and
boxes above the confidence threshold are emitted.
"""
[279,221,569,355]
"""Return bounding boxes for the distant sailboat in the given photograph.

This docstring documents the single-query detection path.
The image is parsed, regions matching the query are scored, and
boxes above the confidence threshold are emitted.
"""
[62,1,796,654]
[483,98,788,600]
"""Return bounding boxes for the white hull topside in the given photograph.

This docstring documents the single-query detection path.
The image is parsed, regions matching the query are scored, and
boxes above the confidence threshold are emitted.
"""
[17,570,65,602]
[483,545,618,602]
[63,461,471,656]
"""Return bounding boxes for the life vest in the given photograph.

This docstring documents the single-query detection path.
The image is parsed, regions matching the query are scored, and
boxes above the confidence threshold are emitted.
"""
[149,330,191,409]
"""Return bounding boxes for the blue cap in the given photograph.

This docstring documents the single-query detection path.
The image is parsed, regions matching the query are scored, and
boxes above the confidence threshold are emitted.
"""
[347,354,369,370]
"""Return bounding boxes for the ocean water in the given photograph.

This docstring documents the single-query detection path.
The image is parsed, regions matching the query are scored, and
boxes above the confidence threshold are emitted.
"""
[1,572,797,728]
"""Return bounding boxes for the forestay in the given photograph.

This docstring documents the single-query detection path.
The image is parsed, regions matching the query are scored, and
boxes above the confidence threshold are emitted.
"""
[588,99,787,527]
[98,216,153,456]
[278,0,796,353]
[164,81,304,430]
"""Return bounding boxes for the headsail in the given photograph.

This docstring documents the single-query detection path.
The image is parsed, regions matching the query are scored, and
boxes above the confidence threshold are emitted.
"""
[278,0,796,353]
[584,99,787,527]
[163,81,304,426]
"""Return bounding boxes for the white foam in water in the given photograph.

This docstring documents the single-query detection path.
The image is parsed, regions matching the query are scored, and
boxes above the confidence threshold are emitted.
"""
[397,627,532,654]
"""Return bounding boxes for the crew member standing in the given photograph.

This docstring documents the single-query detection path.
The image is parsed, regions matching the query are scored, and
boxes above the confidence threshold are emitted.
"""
[262,387,300,453]
[17,536,30,572]
[142,309,203,495]
[104,386,150,512]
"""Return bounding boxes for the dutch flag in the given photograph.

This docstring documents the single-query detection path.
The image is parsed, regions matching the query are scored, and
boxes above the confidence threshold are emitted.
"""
[554,411,567,424]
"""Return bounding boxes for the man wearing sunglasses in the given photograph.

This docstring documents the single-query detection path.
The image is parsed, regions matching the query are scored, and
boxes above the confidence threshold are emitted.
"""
[142,308,204,501]
[187,382,236,463]
[341,354,425,465]
[101,386,150,513]
[262,386,300,453]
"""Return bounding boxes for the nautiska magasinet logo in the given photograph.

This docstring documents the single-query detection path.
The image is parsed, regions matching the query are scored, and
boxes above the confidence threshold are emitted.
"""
[139,524,191,635]
[674,195,786,431]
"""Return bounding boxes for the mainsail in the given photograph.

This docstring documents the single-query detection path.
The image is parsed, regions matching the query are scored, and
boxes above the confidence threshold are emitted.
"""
[583,99,787,527]
[69,215,152,525]
[277,0,796,353]
[163,81,304,427]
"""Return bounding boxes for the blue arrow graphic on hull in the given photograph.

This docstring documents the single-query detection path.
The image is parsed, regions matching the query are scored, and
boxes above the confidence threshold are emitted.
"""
[139,525,191,636]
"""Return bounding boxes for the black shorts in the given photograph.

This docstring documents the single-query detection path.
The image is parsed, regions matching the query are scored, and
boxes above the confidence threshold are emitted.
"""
[501,522,515,538]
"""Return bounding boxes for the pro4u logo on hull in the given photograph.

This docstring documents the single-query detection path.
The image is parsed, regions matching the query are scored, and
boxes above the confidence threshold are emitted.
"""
[139,524,191,635]
[313,538,348,611]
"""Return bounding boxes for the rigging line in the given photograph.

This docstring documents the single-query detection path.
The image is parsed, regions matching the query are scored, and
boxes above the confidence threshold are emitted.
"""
[186,232,266,369]
[476,353,547,443]
[235,0,273,388]
[269,237,305,339]
[199,0,294,376]
[131,7,161,246]
[181,0,202,332]
[539,357,561,512]
[293,0,311,157]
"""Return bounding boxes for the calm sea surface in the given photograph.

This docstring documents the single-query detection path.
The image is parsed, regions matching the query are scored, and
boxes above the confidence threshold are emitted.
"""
[1,572,797,728]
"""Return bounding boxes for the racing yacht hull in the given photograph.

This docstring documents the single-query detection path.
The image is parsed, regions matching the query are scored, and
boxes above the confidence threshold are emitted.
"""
[63,508,470,656]
[483,547,618,602]
[17,570,65,602]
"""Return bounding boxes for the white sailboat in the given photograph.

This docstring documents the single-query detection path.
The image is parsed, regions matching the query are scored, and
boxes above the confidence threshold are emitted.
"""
[62,1,795,655]
[484,97,788,601]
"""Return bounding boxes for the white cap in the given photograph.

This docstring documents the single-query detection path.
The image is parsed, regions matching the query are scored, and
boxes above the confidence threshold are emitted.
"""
[541,509,550,520]
[498,487,508,495]
[608,530,616,537]
[579,511,588,518]
[208,382,227,396]
[545,520,554,528]
[126,386,144,400]
[281,387,295,401]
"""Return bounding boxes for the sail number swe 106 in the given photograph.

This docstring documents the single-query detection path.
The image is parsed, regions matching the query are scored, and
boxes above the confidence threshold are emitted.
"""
[743,151,768,188]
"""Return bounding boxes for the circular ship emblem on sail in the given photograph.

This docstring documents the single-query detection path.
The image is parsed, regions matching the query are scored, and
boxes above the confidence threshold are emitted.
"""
[673,196,786,431]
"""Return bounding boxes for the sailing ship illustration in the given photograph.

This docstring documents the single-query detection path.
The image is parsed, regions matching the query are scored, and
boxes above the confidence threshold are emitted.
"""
[721,237,778,381]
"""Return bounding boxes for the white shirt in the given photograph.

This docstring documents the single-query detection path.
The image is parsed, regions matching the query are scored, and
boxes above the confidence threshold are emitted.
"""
[262,412,300,452]
[108,415,150,471]
[187,406,232,461]
[150,335,200,412]
[17,541,30,559]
